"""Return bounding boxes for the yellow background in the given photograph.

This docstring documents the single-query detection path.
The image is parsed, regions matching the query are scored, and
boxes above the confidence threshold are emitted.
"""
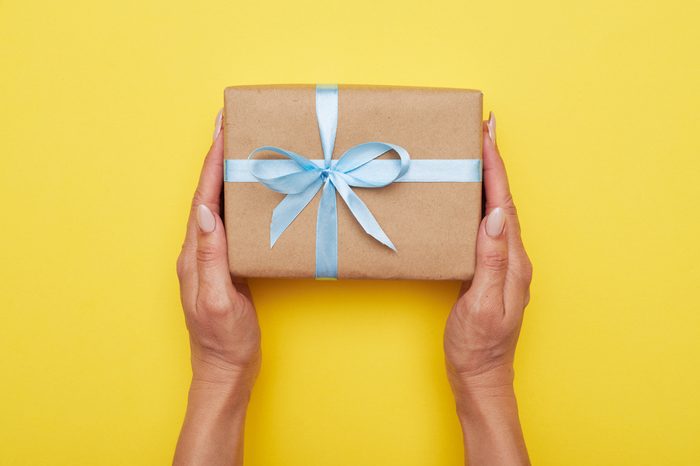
[1,0,698,464]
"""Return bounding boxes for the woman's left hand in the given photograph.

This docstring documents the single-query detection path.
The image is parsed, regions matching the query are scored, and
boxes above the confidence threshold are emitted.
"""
[176,110,261,387]
[174,111,260,466]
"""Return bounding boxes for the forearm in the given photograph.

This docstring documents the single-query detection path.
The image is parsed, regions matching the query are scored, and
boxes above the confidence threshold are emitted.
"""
[174,378,252,466]
[450,369,529,466]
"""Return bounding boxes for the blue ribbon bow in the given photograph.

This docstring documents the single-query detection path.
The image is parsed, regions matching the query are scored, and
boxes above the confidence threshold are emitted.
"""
[224,84,483,279]
[246,84,409,278]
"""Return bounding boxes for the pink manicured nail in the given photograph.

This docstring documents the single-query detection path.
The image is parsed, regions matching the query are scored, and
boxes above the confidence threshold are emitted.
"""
[485,207,505,237]
[197,204,216,233]
[487,111,496,143]
[212,108,223,141]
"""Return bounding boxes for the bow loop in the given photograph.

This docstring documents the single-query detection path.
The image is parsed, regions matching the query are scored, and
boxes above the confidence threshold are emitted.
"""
[335,142,411,188]
[248,146,322,194]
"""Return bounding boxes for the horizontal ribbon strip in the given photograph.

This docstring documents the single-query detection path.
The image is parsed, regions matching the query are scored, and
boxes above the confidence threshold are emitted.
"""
[225,159,482,183]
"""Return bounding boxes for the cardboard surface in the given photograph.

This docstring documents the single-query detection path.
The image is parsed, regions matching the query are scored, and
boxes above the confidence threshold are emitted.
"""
[223,84,482,280]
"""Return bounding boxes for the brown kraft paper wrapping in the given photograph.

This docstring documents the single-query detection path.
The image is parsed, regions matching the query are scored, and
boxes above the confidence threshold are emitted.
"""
[223,84,483,280]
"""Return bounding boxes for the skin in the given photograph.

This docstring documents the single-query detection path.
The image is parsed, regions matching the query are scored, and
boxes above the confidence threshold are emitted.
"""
[174,117,532,466]
[444,120,533,465]
[174,131,260,466]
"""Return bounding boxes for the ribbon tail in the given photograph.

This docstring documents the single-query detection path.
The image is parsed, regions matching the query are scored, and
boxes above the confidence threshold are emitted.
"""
[315,179,339,278]
[329,174,396,251]
[270,179,324,247]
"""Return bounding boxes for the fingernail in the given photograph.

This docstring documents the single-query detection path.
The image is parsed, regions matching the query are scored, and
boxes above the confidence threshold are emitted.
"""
[485,207,505,237]
[212,108,223,141]
[487,111,496,143]
[197,204,216,233]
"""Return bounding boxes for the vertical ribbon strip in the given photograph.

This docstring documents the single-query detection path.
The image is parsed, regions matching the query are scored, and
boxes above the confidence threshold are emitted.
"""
[224,84,482,279]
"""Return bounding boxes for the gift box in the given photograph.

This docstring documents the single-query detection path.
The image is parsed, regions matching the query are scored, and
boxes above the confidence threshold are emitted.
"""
[222,84,483,280]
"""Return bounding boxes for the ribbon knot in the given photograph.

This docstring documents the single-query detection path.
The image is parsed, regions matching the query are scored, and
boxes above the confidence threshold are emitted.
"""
[245,84,410,278]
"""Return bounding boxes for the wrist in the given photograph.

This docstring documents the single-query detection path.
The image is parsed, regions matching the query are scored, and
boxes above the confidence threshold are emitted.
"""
[189,355,260,416]
[446,363,516,416]
[190,346,261,391]
[454,381,517,423]
[447,365,529,465]
[189,376,253,409]
[175,370,253,465]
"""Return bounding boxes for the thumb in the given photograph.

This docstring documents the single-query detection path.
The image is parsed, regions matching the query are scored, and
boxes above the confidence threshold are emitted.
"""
[470,207,509,295]
[195,204,236,299]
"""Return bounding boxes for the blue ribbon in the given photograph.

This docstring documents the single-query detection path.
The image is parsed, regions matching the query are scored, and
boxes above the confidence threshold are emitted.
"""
[224,84,482,279]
